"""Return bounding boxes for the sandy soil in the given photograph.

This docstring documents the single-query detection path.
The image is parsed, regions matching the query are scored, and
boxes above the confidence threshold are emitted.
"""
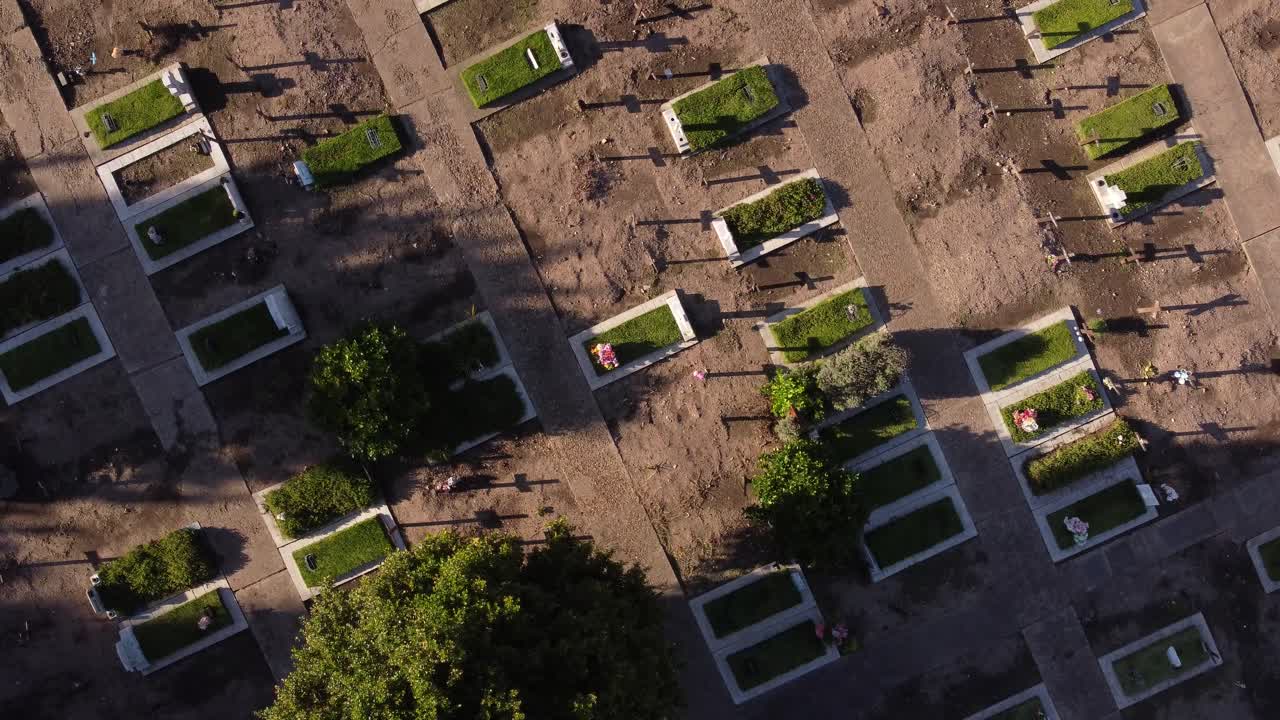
[113,138,215,205]
[1213,0,1280,137]
[0,109,36,205]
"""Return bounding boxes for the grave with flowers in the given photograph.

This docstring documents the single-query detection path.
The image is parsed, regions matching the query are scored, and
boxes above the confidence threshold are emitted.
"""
[568,290,700,390]
[115,579,249,675]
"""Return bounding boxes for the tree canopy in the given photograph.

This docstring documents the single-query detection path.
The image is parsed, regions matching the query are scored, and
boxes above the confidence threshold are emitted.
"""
[262,522,682,720]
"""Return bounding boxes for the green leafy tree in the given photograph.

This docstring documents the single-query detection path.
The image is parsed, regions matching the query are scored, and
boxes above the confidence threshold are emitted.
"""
[746,440,867,568]
[306,325,429,462]
[261,521,682,720]
[814,333,907,412]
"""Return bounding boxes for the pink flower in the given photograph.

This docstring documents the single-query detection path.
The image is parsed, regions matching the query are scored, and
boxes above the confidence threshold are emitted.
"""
[814,623,826,640]
[1079,385,1097,402]
[693,370,707,381]
[832,623,849,642]
[590,343,619,370]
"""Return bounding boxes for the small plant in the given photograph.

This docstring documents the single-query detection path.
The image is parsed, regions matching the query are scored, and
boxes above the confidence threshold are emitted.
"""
[761,367,822,420]
[1087,318,1108,334]
[95,528,217,615]
[264,462,377,539]
[814,333,907,411]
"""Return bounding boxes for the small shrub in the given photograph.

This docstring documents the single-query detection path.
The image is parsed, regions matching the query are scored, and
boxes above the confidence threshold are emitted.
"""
[814,333,907,411]
[761,367,822,420]
[1087,318,1108,334]
[264,462,377,539]
[96,528,217,615]
[721,178,827,249]
[1024,418,1138,493]
[773,415,803,444]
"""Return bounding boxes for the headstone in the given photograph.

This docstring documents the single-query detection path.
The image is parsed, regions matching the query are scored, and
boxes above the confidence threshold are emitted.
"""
[102,113,119,133]
[147,226,164,245]
[1137,483,1159,508]
[1166,645,1182,668]
[364,126,382,149]
[475,74,489,91]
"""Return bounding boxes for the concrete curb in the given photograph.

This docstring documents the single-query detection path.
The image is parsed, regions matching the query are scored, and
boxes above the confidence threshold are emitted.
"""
[807,378,928,469]
[1245,525,1280,593]
[278,505,407,602]
[0,302,117,405]
[711,605,840,704]
[70,62,205,167]
[862,482,979,582]
[0,192,66,276]
[986,360,1114,457]
[115,579,249,675]
[712,169,838,268]
[123,173,255,275]
[1009,413,1132,510]
[1031,469,1157,563]
[415,0,453,11]
[688,562,816,654]
[95,117,231,222]
[962,306,1086,399]
[1015,0,1148,63]
[568,290,700,390]
[1086,127,1216,227]
[660,57,791,155]
[1096,612,1222,709]
[755,277,885,367]
[175,285,306,387]
[962,683,1061,720]
[1266,135,1280,179]
[0,247,89,343]
[858,431,957,523]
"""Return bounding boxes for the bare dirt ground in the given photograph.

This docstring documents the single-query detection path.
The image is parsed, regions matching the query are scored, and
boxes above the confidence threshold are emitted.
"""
[113,138,215,205]
[1212,0,1280,137]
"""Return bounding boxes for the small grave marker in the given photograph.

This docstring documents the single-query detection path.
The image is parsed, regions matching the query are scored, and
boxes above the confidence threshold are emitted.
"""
[1152,101,1169,117]
[741,84,756,104]
[102,113,119,133]
[304,553,318,571]
[475,74,490,91]
[364,126,382,149]
[1172,155,1191,172]
[1166,645,1182,668]
[526,47,541,70]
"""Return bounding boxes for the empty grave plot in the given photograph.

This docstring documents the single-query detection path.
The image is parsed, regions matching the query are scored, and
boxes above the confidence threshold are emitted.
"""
[132,589,232,663]
[1077,85,1181,160]
[1259,537,1280,583]
[1043,478,1148,551]
[702,571,803,640]
[570,290,698,389]
[90,527,217,616]
[114,140,215,206]
[864,496,964,570]
[816,393,920,466]
[0,315,99,392]
[301,115,402,188]
[262,462,376,541]
[0,206,54,266]
[665,65,783,153]
[292,516,396,588]
[177,286,305,386]
[133,181,244,262]
[1246,526,1280,592]
[461,25,569,108]
[1096,140,1207,222]
[859,444,943,512]
[86,80,186,150]
[0,257,82,339]
[977,320,1078,392]
[1100,614,1221,708]
[713,171,837,266]
[1032,0,1136,50]
[1023,418,1138,496]
[769,286,874,364]
[725,619,829,693]
[1001,370,1105,443]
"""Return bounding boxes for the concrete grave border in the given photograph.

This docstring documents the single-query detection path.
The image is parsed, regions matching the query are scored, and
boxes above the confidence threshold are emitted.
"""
[450,365,538,455]
[115,578,248,675]
[71,62,205,167]
[855,432,957,521]
[124,173,254,275]
[862,482,979,582]
[1015,0,1148,64]
[251,479,380,549]
[175,285,306,387]
[568,290,699,390]
[754,277,885,367]
[1009,413,1132,510]
[688,562,817,654]
[711,169,838,268]
[1097,612,1222,709]
[1245,525,1280,593]
[986,360,1114,458]
[0,192,65,276]
[1031,469,1156,562]
[0,302,116,405]
[1086,127,1215,228]
[452,21,578,123]
[962,306,1087,399]
[807,378,928,469]
[416,0,455,12]
[96,118,230,221]
[962,683,1061,720]
[1267,135,1280,179]
[278,504,407,602]
[0,248,89,343]
[711,605,840,704]
[660,57,791,155]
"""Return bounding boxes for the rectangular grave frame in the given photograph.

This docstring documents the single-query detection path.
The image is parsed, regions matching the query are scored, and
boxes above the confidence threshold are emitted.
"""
[853,431,958,520]
[1096,612,1222,709]
[688,562,818,654]
[987,360,1114,458]
[1245,525,1280,593]
[1015,0,1148,64]
[962,306,1088,399]
[0,248,89,343]
[711,605,840,705]
[115,578,248,675]
[174,285,306,387]
[0,303,115,406]
[861,482,979,583]
[961,684,1062,720]
[755,277,885,367]
[712,169,839,268]
[807,377,929,469]
[452,22,577,122]
[1086,127,1216,228]
[568,290,700,390]
[1009,413,1135,511]
[1030,469,1157,562]
[277,504,407,602]
[71,62,204,167]
[123,172,254,275]
[659,57,791,155]
[95,118,231,222]
[0,192,66,276]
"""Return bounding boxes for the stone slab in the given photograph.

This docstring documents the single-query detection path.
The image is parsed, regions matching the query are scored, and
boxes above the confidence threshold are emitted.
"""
[985,358,1114,458]
[711,604,840,704]
[76,247,182,373]
[1023,606,1122,720]
[568,289,700,390]
[688,562,817,654]
[660,57,791,155]
[1015,0,1148,64]
[96,117,231,221]
[278,504,407,602]
[1097,612,1222,709]
[858,431,958,525]
[69,62,204,167]
[0,192,66,276]
[862,482,979,582]
[233,570,305,681]
[1032,469,1158,562]
[175,285,306,387]
[963,306,1086,399]
[755,277,885,367]
[712,169,838,268]
[0,28,79,158]
[1245,525,1280,594]
[808,378,929,469]
[0,302,116,405]
[370,24,451,109]
[26,139,130,266]
[123,173,254,275]
[116,579,249,675]
[450,21,579,123]
[1009,414,1130,511]
[128,355,217,449]
[1085,127,1215,227]
[963,684,1062,720]
[0,248,88,343]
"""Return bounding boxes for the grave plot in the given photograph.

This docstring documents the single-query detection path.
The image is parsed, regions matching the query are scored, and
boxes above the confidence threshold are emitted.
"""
[459,23,575,110]
[689,564,840,704]
[757,279,883,366]
[115,580,249,675]
[660,61,790,154]
[0,248,86,342]
[0,193,63,276]
[126,175,254,275]
[0,304,116,405]
[809,380,927,468]
[711,169,839,267]
[252,461,378,547]
[1245,525,1280,593]
[175,285,306,387]
[1016,0,1149,63]
[964,308,1088,396]
[1034,474,1157,561]
[96,118,230,221]
[961,684,1061,720]
[1096,612,1222,709]
[70,63,202,165]
[1076,84,1182,160]
[86,525,218,619]
[280,508,407,601]
[849,433,955,516]
[569,290,699,390]
[1087,132,1215,226]
[860,482,978,582]
[298,114,403,188]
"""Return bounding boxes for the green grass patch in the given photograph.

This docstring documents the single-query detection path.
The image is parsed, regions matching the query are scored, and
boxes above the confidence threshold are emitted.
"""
[1105,141,1204,218]
[435,373,528,448]
[1259,537,1280,582]
[1077,84,1181,159]
[1001,370,1104,442]
[864,498,964,568]
[1024,418,1138,494]
[95,528,217,615]
[1046,480,1147,549]
[134,184,240,261]
[264,462,376,539]
[0,317,100,391]
[133,590,232,662]
[0,259,82,337]
[702,571,802,638]
[721,178,827,250]
[188,302,288,373]
[860,445,942,511]
[0,207,55,264]
[818,394,917,464]
[1112,626,1210,696]
[1033,0,1136,50]
[726,620,827,691]
[990,697,1046,720]
[301,115,403,187]
[673,66,781,152]
[978,321,1077,391]
[86,80,185,149]
[583,304,683,373]
[462,30,562,108]
[293,516,395,587]
[421,317,501,385]
[770,288,873,363]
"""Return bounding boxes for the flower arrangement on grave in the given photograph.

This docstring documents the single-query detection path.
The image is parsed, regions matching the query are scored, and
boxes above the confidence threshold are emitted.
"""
[590,343,619,370]
[197,612,213,631]
[1079,385,1097,403]
[1064,516,1090,545]
[1013,408,1039,434]
[815,620,855,654]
